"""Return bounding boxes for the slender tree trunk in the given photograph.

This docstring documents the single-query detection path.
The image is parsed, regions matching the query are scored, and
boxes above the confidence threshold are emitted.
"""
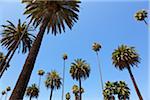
[96,52,104,90]
[29,96,32,100]
[62,60,66,100]
[127,67,143,100]
[79,77,82,100]
[38,76,41,89]
[0,22,31,79]
[5,93,7,100]
[143,19,148,25]
[50,87,54,100]
[74,94,79,100]
[9,19,49,100]
[0,95,3,100]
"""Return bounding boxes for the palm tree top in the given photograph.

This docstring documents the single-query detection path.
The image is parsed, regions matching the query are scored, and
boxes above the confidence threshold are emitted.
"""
[72,84,79,94]
[26,83,39,98]
[22,0,81,35]
[62,53,68,60]
[112,44,140,70]
[38,69,45,76]
[134,9,148,21]
[45,70,62,89]
[1,90,6,95]
[6,86,11,91]
[70,58,90,80]
[92,42,101,52]
[65,92,71,99]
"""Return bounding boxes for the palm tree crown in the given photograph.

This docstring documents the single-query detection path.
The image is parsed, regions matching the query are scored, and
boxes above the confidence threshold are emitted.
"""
[23,0,80,35]
[112,44,140,70]
[26,84,39,99]
[1,90,6,95]
[6,86,11,92]
[92,42,101,52]
[0,52,9,72]
[38,69,45,76]
[70,59,90,80]
[134,9,147,21]
[1,19,35,53]
[65,92,71,100]
[63,53,68,60]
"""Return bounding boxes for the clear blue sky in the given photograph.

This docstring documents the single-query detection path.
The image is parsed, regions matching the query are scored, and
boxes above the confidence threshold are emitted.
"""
[0,0,149,100]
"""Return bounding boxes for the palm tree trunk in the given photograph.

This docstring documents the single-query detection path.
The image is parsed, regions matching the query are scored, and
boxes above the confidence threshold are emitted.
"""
[5,93,7,100]
[0,95,3,100]
[62,60,66,100]
[38,76,41,90]
[29,96,32,100]
[75,94,79,100]
[9,19,49,100]
[143,19,148,25]
[50,87,54,100]
[127,67,143,100]
[79,77,82,100]
[0,22,31,79]
[96,52,104,91]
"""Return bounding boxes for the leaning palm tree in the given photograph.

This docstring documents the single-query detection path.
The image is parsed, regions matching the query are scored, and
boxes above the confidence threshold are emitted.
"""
[0,52,9,73]
[92,42,104,91]
[117,81,130,100]
[112,44,143,100]
[37,69,45,90]
[70,59,90,100]
[0,19,35,78]
[45,70,62,100]
[65,92,71,100]
[26,84,39,100]
[62,53,68,100]
[10,1,80,99]
[5,86,11,100]
[0,90,6,100]
[134,9,148,25]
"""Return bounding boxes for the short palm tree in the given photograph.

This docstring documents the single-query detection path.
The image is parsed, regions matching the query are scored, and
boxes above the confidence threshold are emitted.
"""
[92,42,104,91]
[134,9,148,25]
[10,1,80,99]
[45,70,62,100]
[0,90,6,100]
[65,92,71,100]
[0,19,35,78]
[62,53,68,100]
[70,59,90,100]
[37,69,45,90]
[5,86,11,100]
[72,85,79,100]
[0,52,9,73]
[117,81,130,100]
[26,84,39,100]
[112,44,143,100]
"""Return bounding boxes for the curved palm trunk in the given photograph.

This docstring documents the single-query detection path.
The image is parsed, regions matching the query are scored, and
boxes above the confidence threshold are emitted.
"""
[9,19,49,100]
[96,52,104,91]
[62,60,66,100]
[79,77,82,100]
[127,67,143,100]
[0,23,31,79]
[50,87,54,100]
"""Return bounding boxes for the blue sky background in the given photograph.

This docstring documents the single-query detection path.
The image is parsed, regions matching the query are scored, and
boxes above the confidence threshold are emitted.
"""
[0,0,149,100]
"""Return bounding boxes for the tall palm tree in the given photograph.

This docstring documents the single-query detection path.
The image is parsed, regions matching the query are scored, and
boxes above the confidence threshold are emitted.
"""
[0,19,35,78]
[117,81,130,100]
[134,9,148,25]
[26,84,39,100]
[5,86,11,100]
[0,52,9,73]
[37,69,45,90]
[112,44,143,100]
[62,53,68,100]
[65,92,71,100]
[10,1,80,99]
[45,70,62,100]
[92,42,104,91]
[0,90,6,100]
[70,59,90,100]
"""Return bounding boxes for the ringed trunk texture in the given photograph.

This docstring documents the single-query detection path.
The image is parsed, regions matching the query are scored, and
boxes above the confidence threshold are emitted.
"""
[127,67,143,100]
[9,19,48,100]
[61,60,66,100]
[79,77,82,100]
[50,87,54,100]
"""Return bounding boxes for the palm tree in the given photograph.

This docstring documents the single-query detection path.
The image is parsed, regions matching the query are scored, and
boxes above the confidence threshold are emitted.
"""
[0,90,6,100]
[26,84,39,100]
[112,44,143,100]
[62,53,68,100]
[0,52,9,73]
[10,1,80,99]
[70,59,90,100]
[134,9,148,25]
[92,42,104,91]
[117,81,130,100]
[5,86,11,100]
[0,19,35,78]
[37,69,45,90]
[65,92,71,100]
[45,70,62,100]
[72,85,79,100]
